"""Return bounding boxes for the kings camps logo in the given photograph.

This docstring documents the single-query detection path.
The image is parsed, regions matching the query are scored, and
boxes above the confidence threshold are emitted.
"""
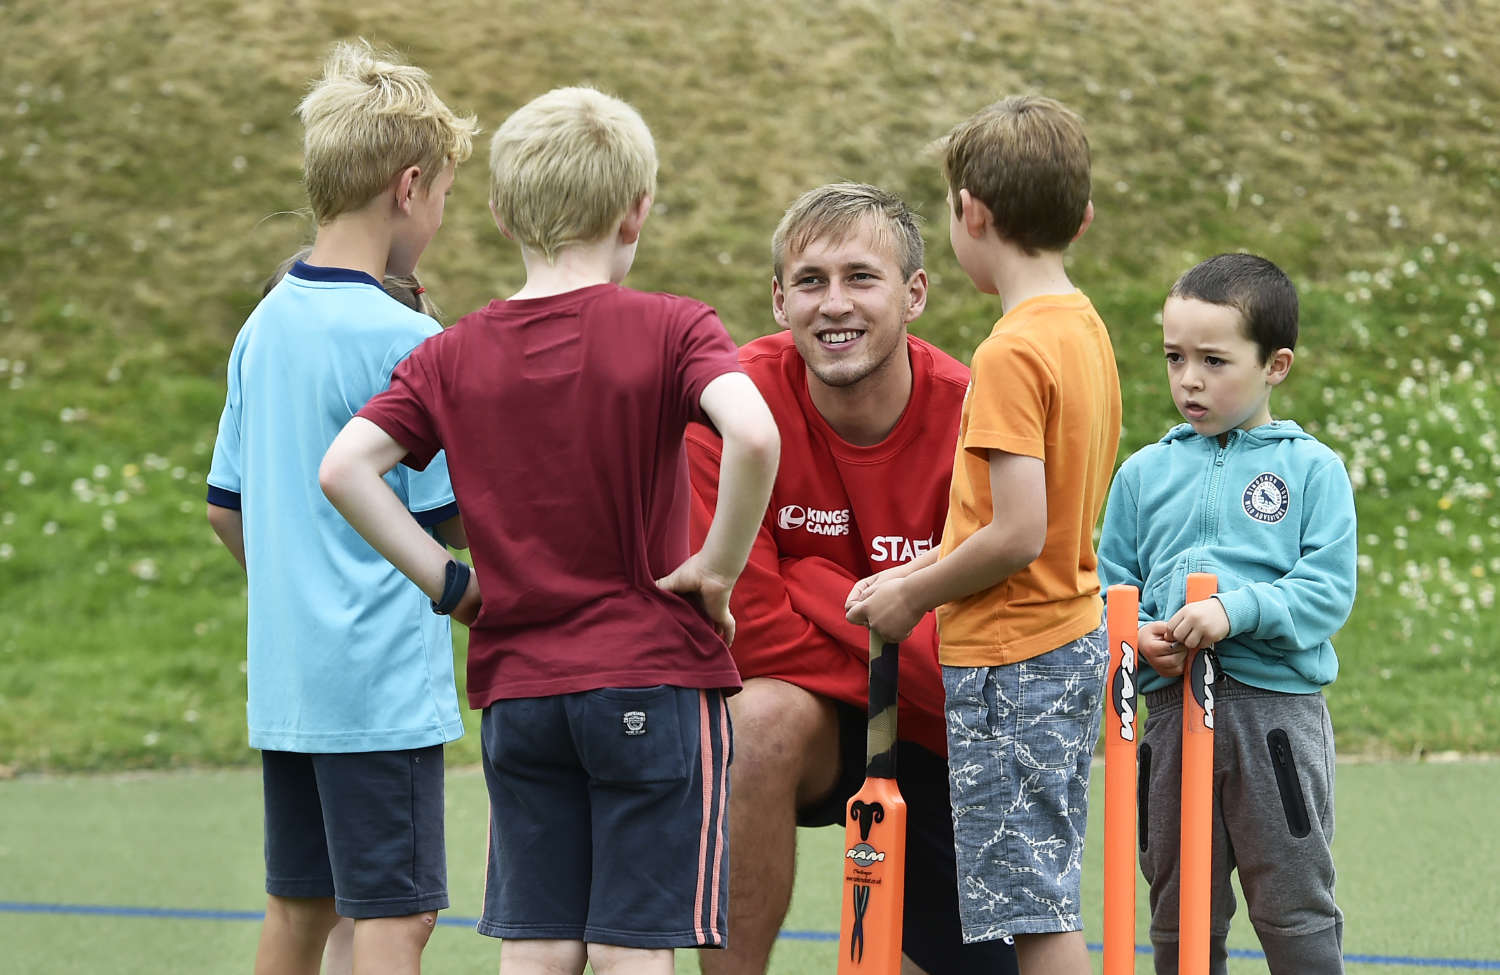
[777,503,850,536]
[1243,472,1290,524]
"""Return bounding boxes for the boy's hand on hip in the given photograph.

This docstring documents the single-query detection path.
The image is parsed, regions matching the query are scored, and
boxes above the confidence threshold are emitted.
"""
[452,571,483,628]
[657,554,737,646]
[845,577,921,643]
[1165,598,1230,651]
[1137,620,1186,677]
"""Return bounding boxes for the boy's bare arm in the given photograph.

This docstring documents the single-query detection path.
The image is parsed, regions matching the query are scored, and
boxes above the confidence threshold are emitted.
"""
[657,372,779,644]
[206,503,247,572]
[319,417,480,625]
[847,449,1045,640]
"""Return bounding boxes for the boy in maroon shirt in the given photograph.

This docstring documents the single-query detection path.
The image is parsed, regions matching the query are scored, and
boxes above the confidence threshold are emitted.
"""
[320,86,779,975]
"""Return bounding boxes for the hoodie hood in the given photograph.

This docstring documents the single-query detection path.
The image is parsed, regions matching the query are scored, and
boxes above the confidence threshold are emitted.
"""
[1160,418,1316,446]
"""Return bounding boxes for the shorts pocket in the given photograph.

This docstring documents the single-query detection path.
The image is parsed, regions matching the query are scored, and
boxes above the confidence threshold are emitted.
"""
[575,685,689,784]
[1015,655,1106,772]
[1266,728,1311,838]
[1137,743,1151,852]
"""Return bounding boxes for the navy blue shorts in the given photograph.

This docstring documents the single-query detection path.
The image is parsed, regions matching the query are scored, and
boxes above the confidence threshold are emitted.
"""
[261,747,448,919]
[478,686,731,948]
[801,702,1019,975]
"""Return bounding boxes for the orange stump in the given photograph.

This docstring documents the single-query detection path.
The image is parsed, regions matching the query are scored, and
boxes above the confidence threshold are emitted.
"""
[1180,572,1219,975]
[1103,585,1141,975]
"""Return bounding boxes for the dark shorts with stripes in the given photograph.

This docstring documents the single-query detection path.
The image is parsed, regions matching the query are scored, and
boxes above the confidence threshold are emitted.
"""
[477,686,732,948]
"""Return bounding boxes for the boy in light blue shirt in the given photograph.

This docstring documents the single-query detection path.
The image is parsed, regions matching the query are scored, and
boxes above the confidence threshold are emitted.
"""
[1098,253,1357,975]
[205,40,476,975]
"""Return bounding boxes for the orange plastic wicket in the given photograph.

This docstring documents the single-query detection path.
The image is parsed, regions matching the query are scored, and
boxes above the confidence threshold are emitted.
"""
[1103,585,1141,975]
[1180,572,1219,975]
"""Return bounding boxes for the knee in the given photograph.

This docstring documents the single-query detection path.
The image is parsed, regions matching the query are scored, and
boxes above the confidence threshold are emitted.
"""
[265,895,340,940]
[404,911,439,949]
[728,681,831,784]
[588,943,672,975]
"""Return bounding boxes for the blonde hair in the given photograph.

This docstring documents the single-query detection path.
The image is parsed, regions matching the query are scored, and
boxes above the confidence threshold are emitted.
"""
[488,86,657,262]
[262,246,441,320]
[298,40,478,224]
[771,182,924,284]
[941,95,1091,255]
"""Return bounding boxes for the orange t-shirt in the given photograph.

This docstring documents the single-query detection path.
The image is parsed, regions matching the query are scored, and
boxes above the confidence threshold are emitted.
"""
[937,291,1122,667]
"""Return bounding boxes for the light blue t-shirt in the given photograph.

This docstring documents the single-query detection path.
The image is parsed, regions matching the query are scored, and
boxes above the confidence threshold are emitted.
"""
[207,262,465,753]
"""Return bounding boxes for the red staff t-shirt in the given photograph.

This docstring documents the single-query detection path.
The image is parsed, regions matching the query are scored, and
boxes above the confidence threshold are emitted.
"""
[685,332,969,755]
[359,283,745,708]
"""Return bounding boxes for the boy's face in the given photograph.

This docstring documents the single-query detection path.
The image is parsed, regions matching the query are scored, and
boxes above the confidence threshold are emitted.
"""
[389,162,456,277]
[1162,296,1289,438]
[945,188,994,294]
[772,218,926,391]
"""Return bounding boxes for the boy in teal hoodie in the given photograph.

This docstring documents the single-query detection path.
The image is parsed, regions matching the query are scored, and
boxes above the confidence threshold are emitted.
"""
[1098,253,1356,975]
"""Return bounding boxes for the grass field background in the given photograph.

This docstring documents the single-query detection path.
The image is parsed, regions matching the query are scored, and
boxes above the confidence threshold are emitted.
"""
[0,0,1497,773]
[2,759,1497,973]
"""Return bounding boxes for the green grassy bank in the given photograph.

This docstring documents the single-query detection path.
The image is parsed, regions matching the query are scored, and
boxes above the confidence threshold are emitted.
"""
[0,0,1495,771]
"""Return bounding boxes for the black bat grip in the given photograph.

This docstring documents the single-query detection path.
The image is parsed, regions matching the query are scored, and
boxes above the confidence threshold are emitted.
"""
[866,632,900,779]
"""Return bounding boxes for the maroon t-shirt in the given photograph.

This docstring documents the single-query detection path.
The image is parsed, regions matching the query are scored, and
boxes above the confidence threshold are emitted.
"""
[358,283,745,708]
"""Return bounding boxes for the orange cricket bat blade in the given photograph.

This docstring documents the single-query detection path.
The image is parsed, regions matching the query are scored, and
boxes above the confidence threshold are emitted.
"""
[837,777,907,975]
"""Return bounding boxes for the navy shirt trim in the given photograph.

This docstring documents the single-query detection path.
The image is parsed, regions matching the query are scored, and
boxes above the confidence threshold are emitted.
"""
[206,485,242,510]
[289,260,383,290]
[413,500,460,529]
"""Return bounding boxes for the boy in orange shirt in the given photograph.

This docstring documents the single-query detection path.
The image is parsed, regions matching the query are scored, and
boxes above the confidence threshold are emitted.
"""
[848,95,1121,975]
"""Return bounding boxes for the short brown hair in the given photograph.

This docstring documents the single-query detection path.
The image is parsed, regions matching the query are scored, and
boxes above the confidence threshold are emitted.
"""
[941,95,1091,255]
[298,40,477,224]
[1170,253,1298,363]
[771,182,924,284]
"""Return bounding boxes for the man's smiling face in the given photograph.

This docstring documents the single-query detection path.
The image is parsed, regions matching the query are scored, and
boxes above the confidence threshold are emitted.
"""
[773,216,925,391]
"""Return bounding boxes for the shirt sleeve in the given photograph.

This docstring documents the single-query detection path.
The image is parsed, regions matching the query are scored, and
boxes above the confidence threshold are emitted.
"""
[405,450,459,526]
[674,306,745,425]
[781,556,947,720]
[357,343,444,472]
[206,341,244,507]
[686,412,948,752]
[963,333,1054,460]
[1214,456,1359,655]
[685,426,861,680]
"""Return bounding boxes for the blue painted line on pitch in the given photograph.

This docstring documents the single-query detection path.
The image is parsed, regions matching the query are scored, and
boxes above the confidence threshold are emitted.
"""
[2,904,1498,970]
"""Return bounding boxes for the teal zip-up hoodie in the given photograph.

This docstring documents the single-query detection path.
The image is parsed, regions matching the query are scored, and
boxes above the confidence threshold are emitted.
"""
[1097,420,1357,694]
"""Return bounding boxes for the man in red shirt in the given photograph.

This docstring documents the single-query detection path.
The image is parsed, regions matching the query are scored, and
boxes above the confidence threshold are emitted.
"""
[687,183,1018,975]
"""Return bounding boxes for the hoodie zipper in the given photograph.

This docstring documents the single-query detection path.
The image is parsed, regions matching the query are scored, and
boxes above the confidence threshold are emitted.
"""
[1196,431,1235,570]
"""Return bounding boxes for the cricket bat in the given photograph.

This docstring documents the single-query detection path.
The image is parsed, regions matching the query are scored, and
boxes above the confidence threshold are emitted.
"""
[837,629,907,975]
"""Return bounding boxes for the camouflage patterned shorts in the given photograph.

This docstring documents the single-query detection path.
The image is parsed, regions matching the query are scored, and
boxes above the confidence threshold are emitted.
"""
[942,623,1108,942]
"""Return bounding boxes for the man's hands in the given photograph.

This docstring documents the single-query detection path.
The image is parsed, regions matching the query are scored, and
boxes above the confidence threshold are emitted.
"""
[1138,598,1230,677]
[657,553,737,646]
[844,571,924,643]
